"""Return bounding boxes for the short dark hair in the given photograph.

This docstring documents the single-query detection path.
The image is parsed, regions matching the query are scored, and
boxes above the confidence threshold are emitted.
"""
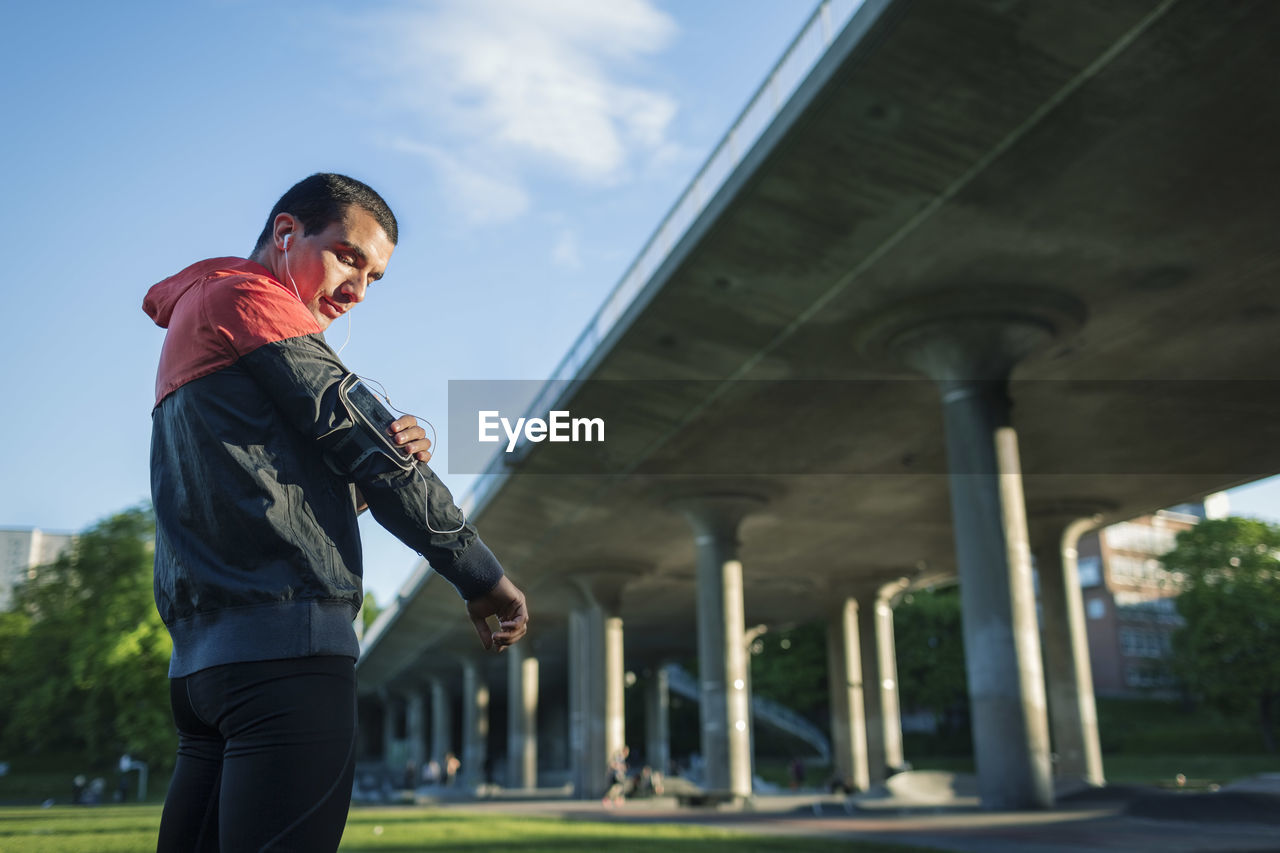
[252,173,398,254]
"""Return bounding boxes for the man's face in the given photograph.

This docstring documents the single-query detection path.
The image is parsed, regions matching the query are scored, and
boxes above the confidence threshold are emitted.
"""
[283,206,395,331]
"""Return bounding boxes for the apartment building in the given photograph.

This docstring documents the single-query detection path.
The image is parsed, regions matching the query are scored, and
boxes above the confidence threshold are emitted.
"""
[1076,495,1228,696]
[0,527,76,611]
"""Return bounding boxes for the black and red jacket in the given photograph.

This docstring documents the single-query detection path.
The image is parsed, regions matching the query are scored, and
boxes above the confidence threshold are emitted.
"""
[144,257,503,677]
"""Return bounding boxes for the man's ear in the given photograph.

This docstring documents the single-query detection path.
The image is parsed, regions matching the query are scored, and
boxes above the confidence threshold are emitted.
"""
[272,213,300,252]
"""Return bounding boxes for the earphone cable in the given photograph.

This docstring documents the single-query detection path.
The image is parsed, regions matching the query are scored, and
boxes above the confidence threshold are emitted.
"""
[284,244,457,533]
[355,374,466,536]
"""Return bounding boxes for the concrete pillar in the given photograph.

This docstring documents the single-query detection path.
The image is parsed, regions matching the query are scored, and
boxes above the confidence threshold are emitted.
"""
[743,625,766,786]
[856,599,886,784]
[1030,507,1107,786]
[604,614,626,765]
[406,689,426,784]
[874,588,906,773]
[381,694,399,770]
[671,494,763,798]
[430,677,452,767]
[567,572,635,798]
[645,666,671,775]
[827,597,869,792]
[938,377,1052,808]
[542,697,569,783]
[856,582,908,785]
[568,605,606,797]
[461,659,489,788]
[507,644,539,789]
[856,288,1082,809]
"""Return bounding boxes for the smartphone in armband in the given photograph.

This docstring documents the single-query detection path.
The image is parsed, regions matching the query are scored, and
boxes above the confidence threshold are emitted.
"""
[337,374,416,471]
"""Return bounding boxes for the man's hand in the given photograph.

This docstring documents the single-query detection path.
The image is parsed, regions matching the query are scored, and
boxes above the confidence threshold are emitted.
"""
[389,415,433,463]
[465,575,529,652]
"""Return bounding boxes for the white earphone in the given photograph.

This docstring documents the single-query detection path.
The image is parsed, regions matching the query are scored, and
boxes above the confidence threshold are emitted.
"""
[278,228,453,531]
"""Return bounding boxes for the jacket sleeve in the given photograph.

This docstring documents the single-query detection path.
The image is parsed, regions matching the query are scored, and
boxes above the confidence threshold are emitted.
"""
[218,282,504,600]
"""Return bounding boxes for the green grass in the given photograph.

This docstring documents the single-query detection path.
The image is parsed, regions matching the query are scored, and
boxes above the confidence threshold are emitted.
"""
[754,756,833,789]
[901,756,975,775]
[0,804,941,852]
[0,805,162,853]
[1095,698,1265,754]
[1100,754,1280,788]
[897,697,1279,790]
[900,753,1280,790]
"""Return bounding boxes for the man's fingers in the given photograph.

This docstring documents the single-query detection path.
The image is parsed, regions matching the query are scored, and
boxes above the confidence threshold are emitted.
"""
[405,442,432,462]
[491,614,528,647]
[471,614,494,650]
[394,430,432,462]
[390,417,432,462]
[504,601,529,640]
[481,611,528,651]
[390,415,418,432]
[393,426,427,444]
[389,417,434,459]
[466,578,529,653]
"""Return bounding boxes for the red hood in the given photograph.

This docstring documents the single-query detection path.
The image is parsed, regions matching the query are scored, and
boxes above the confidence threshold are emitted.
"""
[143,257,277,328]
[145,256,320,405]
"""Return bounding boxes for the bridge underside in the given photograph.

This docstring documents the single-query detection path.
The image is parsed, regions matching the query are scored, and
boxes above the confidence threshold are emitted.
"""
[358,0,1280,806]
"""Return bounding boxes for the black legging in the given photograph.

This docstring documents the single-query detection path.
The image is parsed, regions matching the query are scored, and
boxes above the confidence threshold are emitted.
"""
[157,655,357,853]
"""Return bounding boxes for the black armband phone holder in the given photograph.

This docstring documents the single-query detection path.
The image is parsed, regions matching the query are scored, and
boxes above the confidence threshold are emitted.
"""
[333,373,416,473]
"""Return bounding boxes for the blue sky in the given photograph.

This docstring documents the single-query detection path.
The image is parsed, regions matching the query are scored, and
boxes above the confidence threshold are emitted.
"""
[2,0,1277,603]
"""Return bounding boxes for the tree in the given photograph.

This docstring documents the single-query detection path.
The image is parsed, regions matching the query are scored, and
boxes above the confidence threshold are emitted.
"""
[362,590,382,635]
[1161,516,1280,752]
[0,506,174,771]
[750,621,828,722]
[894,586,970,744]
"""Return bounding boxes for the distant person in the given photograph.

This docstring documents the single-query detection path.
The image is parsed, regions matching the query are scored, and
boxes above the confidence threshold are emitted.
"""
[422,759,441,786]
[603,745,631,807]
[146,173,529,852]
[72,775,86,805]
[445,752,461,786]
[789,756,806,790]
[116,754,132,804]
[635,765,664,798]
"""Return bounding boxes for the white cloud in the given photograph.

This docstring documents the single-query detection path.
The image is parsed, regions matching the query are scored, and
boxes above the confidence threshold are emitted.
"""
[387,138,530,226]
[362,0,679,196]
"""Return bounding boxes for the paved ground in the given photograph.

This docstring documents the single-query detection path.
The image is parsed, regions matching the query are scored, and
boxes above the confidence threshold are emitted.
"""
[418,788,1280,852]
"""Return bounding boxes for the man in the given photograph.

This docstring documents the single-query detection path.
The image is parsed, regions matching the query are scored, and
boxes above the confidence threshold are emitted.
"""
[144,173,528,851]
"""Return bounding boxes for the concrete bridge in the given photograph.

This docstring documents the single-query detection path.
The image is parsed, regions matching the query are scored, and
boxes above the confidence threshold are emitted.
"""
[355,0,1280,809]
